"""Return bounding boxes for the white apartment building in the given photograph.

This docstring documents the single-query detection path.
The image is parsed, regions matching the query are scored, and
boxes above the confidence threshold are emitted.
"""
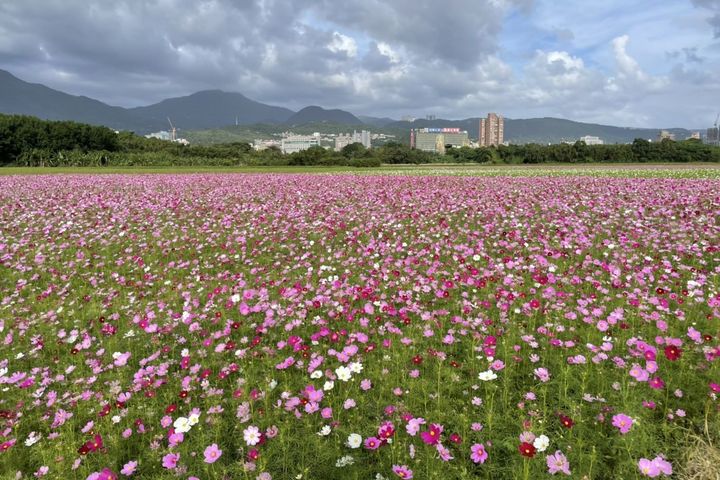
[579,135,604,145]
[281,135,321,154]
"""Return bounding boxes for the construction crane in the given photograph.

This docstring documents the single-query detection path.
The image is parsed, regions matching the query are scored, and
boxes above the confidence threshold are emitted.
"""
[167,117,177,142]
[714,113,720,146]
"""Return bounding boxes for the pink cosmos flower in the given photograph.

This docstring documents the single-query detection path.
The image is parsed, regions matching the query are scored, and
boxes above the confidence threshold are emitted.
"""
[534,367,551,383]
[406,417,426,436]
[436,443,453,461]
[162,453,179,469]
[120,461,137,476]
[204,443,222,464]
[612,414,633,434]
[652,456,672,475]
[546,450,571,475]
[470,443,488,464]
[638,458,660,477]
[392,465,413,479]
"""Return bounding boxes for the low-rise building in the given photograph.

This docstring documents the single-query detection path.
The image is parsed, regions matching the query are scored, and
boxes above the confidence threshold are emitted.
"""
[334,130,371,151]
[657,130,675,142]
[281,135,321,154]
[411,128,469,154]
[579,135,604,145]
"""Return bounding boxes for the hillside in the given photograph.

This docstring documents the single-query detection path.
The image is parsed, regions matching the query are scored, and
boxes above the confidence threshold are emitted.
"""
[386,117,694,144]
[285,106,363,125]
[0,68,698,143]
[0,69,150,131]
[130,90,294,131]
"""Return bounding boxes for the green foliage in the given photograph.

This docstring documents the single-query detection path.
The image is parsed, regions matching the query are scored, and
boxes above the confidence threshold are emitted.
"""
[0,114,120,164]
[494,139,717,164]
[2,113,718,168]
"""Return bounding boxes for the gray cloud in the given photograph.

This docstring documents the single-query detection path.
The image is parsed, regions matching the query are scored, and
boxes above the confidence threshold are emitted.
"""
[691,0,720,37]
[0,0,718,127]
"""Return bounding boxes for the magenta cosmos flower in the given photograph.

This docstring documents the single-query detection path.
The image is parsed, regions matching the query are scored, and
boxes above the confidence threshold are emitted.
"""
[420,423,443,445]
[611,414,633,434]
[364,436,381,450]
[392,465,413,479]
[546,450,571,475]
[203,443,222,463]
[470,443,488,464]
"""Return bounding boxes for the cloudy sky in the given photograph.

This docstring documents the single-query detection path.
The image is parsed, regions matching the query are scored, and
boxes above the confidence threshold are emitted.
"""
[1,0,719,127]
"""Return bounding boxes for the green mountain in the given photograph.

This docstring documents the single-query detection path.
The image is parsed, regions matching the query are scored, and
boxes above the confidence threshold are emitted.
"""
[285,106,362,125]
[0,68,697,143]
[130,90,294,131]
[0,69,150,131]
[386,117,694,144]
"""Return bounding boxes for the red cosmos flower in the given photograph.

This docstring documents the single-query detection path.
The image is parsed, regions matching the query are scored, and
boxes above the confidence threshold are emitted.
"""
[165,404,177,414]
[78,434,104,455]
[247,448,259,461]
[664,346,682,361]
[559,414,575,429]
[519,442,536,457]
[449,433,462,445]
[412,355,423,365]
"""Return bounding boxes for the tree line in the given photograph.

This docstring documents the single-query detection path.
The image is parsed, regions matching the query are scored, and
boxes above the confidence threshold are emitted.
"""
[1,113,718,167]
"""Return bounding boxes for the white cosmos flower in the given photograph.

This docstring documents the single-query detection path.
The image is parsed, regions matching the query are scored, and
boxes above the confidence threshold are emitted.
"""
[346,433,362,449]
[188,413,200,426]
[310,370,323,379]
[323,380,335,391]
[533,434,550,452]
[478,370,497,381]
[349,362,363,374]
[243,425,261,446]
[173,417,191,433]
[335,366,352,382]
[24,432,41,447]
[318,425,332,436]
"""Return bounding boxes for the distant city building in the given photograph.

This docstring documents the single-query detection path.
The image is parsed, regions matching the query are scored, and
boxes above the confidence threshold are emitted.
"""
[687,132,701,140]
[411,128,469,154]
[401,115,416,122]
[145,131,189,145]
[706,127,719,146]
[426,114,437,121]
[253,139,282,151]
[656,130,675,142]
[281,135,321,154]
[478,113,504,147]
[579,135,604,145]
[335,130,371,151]
[335,134,354,151]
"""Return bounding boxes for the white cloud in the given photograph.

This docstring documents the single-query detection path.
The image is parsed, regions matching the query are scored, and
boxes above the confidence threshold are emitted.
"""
[328,32,358,57]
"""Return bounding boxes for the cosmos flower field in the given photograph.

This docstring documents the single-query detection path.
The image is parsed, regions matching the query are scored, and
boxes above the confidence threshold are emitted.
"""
[0,173,718,479]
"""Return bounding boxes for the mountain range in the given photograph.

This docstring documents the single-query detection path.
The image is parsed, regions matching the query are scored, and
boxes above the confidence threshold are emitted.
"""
[0,68,697,143]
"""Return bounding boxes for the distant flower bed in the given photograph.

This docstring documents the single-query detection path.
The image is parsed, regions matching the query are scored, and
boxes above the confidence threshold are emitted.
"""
[0,174,718,479]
